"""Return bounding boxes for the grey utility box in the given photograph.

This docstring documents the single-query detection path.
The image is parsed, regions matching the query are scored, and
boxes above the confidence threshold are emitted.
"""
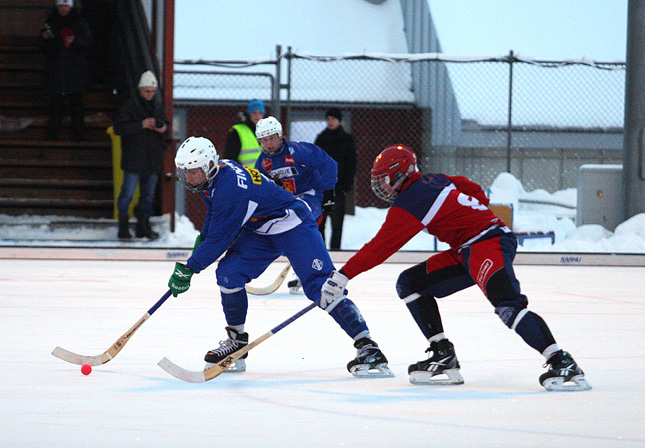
[577,164,624,231]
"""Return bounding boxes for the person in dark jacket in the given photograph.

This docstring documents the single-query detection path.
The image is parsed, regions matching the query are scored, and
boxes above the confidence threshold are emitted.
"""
[314,107,357,249]
[222,99,265,167]
[40,0,92,140]
[113,70,169,240]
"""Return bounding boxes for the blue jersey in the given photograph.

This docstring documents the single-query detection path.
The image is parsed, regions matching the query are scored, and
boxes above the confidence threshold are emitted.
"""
[255,140,338,211]
[186,160,310,272]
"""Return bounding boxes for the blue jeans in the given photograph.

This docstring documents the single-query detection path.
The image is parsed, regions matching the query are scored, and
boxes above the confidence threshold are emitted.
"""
[117,171,159,217]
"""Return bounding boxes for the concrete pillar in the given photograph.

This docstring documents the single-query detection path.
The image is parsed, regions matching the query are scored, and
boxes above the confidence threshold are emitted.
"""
[623,0,645,219]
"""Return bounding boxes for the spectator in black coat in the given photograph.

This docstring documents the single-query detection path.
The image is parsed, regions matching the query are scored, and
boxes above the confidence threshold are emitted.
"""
[113,70,169,240]
[40,0,92,140]
[314,108,357,249]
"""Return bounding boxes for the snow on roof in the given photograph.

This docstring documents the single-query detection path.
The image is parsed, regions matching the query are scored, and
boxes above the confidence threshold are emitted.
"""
[174,0,409,61]
[173,1,625,127]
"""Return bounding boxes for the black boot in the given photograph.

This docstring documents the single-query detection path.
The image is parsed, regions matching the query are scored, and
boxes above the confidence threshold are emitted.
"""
[204,327,249,372]
[118,215,132,240]
[539,350,591,391]
[136,215,159,240]
[347,338,393,377]
[408,339,464,385]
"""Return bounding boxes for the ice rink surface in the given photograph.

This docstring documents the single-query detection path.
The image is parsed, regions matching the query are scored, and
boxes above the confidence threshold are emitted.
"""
[1,258,643,448]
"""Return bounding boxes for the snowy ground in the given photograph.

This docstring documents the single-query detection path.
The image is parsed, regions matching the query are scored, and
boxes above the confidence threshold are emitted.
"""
[1,259,643,448]
[1,173,644,253]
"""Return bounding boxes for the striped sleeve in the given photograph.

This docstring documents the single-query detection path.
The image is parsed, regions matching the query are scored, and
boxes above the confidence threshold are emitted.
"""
[341,206,424,279]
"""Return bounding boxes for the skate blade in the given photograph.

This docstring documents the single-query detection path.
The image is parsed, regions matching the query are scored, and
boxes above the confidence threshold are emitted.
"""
[204,359,246,373]
[409,368,464,385]
[288,287,304,295]
[350,363,395,378]
[543,374,591,392]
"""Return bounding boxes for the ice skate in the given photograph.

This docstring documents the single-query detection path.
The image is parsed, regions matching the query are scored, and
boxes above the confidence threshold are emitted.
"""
[287,278,304,295]
[347,338,394,378]
[408,339,464,385]
[539,350,591,392]
[204,327,249,373]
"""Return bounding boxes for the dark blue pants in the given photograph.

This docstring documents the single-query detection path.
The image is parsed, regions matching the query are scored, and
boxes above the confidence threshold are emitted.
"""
[216,214,369,340]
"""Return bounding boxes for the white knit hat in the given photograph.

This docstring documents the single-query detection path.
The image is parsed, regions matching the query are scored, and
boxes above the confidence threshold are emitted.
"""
[56,0,74,6]
[138,70,158,88]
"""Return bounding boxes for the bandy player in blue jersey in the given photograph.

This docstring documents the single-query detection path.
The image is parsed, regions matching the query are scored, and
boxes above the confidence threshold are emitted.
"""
[254,116,337,295]
[321,144,591,391]
[254,116,337,225]
[167,136,393,377]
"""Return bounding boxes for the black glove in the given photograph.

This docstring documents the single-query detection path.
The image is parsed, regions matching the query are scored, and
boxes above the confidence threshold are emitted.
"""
[322,189,336,216]
[272,176,284,188]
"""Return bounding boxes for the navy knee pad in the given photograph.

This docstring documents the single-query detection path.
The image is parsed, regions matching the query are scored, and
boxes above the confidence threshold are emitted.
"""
[396,270,415,299]
[495,296,556,353]
[494,296,529,328]
[327,298,369,340]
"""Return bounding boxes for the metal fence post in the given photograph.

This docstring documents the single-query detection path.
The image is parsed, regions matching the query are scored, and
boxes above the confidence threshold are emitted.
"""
[285,46,293,137]
[274,45,282,123]
[506,50,515,173]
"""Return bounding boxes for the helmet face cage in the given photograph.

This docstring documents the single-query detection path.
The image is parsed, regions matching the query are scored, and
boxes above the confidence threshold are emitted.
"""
[371,172,396,202]
[175,137,219,192]
[370,144,416,203]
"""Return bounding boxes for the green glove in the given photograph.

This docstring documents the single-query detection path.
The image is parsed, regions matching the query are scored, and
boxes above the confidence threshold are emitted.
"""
[192,235,205,253]
[168,262,195,297]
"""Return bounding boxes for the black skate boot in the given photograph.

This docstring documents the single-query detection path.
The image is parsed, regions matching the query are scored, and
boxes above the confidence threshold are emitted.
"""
[347,338,394,378]
[287,278,304,295]
[539,350,591,391]
[204,327,249,373]
[408,339,464,385]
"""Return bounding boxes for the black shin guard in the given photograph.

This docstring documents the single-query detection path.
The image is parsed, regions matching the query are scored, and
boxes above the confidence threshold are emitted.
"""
[405,295,444,340]
[513,310,556,353]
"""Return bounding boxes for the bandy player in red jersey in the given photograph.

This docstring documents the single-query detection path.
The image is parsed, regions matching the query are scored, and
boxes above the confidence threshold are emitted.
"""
[320,144,591,392]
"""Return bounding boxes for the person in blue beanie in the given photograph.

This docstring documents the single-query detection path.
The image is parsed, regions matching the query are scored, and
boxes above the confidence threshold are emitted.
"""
[222,98,265,167]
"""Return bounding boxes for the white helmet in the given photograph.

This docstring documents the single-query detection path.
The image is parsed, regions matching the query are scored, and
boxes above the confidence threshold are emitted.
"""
[175,136,219,192]
[255,116,283,140]
[255,116,283,156]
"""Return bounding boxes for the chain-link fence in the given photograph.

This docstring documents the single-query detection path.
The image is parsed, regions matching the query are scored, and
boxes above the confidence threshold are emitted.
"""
[173,52,625,227]
[173,68,277,225]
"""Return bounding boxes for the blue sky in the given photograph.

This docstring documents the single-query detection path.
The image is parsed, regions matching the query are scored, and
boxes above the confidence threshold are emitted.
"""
[429,0,628,61]
[174,0,628,62]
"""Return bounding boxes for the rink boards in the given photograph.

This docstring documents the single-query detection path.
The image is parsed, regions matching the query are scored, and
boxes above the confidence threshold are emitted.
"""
[1,246,644,267]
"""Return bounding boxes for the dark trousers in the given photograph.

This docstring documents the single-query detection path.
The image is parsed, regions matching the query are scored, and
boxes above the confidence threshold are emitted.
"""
[49,92,85,140]
[318,191,346,250]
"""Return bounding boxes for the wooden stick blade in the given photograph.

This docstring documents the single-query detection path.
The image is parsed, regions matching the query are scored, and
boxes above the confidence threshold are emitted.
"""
[51,346,111,366]
[246,262,291,295]
[157,357,207,383]
[52,290,171,367]
[157,303,315,383]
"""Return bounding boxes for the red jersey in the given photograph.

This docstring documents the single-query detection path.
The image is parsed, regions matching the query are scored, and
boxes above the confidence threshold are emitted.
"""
[341,173,510,279]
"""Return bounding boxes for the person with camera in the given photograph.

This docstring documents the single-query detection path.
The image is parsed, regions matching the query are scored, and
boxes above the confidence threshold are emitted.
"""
[113,70,169,240]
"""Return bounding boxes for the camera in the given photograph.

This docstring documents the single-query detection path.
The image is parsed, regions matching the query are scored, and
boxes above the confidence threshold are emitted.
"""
[155,118,164,128]
[43,23,54,39]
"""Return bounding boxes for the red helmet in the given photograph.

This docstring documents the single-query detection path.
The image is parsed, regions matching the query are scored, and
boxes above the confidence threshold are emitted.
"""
[370,144,417,202]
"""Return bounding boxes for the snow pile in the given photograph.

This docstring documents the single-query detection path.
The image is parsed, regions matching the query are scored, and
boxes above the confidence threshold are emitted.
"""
[1,173,645,253]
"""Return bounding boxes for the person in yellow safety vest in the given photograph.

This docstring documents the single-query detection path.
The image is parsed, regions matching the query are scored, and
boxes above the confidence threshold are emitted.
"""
[222,98,265,168]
